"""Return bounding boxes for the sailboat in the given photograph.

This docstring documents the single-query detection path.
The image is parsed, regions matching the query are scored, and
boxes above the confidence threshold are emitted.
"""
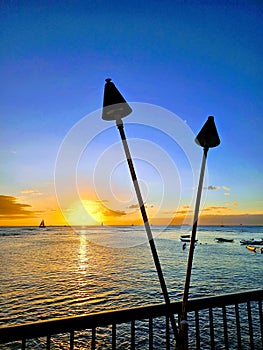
[39,219,46,228]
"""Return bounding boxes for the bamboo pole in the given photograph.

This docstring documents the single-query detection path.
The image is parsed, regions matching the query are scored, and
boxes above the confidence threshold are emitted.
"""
[116,119,179,343]
[102,78,180,344]
[179,116,220,349]
[179,147,208,349]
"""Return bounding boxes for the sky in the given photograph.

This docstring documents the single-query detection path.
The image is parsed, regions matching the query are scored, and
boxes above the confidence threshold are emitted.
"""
[1,0,263,226]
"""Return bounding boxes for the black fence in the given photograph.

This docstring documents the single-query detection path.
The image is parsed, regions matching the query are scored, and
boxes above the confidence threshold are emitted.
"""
[0,289,262,349]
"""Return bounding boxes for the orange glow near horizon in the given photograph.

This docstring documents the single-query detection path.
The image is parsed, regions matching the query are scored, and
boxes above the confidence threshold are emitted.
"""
[0,193,262,226]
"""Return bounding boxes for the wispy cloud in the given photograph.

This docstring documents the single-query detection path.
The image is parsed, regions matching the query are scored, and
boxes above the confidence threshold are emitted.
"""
[128,204,139,209]
[0,195,37,219]
[203,185,231,193]
[202,205,231,212]
[176,205,192,215]
[101,208,127,217]
[162,205,191,215]
[21,189,42,195]
[207,185,220,190]
[90,200,127,217]
[127,202,154,210]
[95,199,109,203]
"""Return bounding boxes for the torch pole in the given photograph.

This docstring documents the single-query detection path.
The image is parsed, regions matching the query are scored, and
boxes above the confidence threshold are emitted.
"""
[116,119,179,343]
[179,147,208,348]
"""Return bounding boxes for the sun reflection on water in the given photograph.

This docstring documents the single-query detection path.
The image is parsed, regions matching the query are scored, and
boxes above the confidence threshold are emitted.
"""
[78,233,87,275]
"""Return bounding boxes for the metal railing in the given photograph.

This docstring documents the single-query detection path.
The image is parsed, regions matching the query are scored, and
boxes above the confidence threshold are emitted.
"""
[0,289,262,349]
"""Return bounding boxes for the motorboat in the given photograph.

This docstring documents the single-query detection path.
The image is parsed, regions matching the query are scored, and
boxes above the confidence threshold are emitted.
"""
[215,237,234,243]
[240,238,263,245]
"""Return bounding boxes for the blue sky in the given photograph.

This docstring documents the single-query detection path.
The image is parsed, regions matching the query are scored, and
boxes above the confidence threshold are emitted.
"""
[1,0,262,225]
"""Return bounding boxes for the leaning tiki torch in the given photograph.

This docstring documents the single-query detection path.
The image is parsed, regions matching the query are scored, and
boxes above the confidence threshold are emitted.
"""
[179,116,220,349]
[102,78,179,342]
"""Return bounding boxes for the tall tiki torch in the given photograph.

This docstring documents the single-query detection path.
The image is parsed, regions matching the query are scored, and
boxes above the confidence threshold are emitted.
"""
[179,116,220,349]
[102,78,179,342]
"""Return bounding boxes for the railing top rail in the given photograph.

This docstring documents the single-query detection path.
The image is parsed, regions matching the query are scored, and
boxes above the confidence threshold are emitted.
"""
[0,303,177,343]
[187,288,263,312]
[0,288,262,344]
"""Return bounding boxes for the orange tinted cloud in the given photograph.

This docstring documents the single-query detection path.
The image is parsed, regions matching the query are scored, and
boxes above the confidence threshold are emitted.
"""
[202,206,230,212]
[21,189,42,195]
[0,195,38,219]
[128,204,139,209]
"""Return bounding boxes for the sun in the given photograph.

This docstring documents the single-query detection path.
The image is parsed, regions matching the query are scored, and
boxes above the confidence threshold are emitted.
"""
[65,200,104,226]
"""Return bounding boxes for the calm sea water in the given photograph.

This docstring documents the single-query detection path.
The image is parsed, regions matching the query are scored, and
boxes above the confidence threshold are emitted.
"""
[0,225,262,348]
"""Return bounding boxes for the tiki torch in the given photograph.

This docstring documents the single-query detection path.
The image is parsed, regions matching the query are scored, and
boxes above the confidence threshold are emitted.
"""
[102,78,179,342]
[180,116,220,348]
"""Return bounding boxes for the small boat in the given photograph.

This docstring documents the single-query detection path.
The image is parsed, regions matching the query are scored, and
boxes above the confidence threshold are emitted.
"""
[180,237,198,243]
[180,234,190,239]
[246,245,256,252]
[39,219,46,228]
[240,238,263,245]
[215,238,234,243]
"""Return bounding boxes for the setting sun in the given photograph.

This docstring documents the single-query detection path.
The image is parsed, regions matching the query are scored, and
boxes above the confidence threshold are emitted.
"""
[65,200,104,226]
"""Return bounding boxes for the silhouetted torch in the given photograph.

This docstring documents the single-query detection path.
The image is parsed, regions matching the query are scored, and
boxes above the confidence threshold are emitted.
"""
[180,116,220,349]
[102,78,179,343]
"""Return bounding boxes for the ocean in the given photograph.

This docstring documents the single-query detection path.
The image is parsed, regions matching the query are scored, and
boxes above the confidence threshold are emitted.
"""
[0,225,262,348]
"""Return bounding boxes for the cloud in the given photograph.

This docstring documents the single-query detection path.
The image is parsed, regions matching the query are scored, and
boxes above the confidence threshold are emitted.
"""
[95,200,127,217]
[162,206,191,215]
[176,205,192,215]
[202,206,230,212]
[127,202,152,210]
[79,199,128,220]
[128,204,140,209]
[0,195,37,219]
[203,185,230,192]
[95,199,109,203]
[207,185,220,190]
[100,207,127,217]
[21,189,42,195]
[232,202,238,206]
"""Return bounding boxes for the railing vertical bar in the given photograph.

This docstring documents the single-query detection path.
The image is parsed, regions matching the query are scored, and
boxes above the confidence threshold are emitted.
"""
[235,303,242,350]
[209,308,215,350]
[149,317,153,350]
[165,315,170,350]
[195,310,200,350]
[22,338,26,350]
[112,323,116,350]
[91,327,96,350]
[46,334,51,350]
[177,313,181,328]
[131,319,135,350]
[247,301,254,350]
[70,330,74,350]
[259,300,263,349]
[222,305,229,350]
